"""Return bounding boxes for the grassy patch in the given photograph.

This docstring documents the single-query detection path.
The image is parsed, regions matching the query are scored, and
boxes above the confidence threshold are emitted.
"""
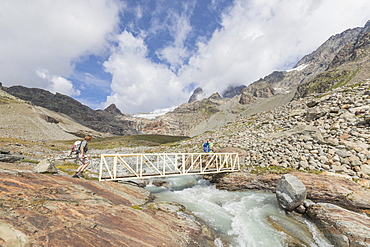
[55,162,79,175]
[331,68,360,90]
[22,159,39,164]
[89,135,188,150]
[248,166,296,175]
[131,205,143,210]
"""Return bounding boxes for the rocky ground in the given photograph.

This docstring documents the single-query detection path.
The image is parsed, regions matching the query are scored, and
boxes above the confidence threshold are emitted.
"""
[0,160,217,247]
[1,81,370,246]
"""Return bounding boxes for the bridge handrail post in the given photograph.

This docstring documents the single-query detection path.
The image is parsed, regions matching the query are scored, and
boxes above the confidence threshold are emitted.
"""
[140,154,143,178]
[162,154,165,175]
[113,155,117,179]
[99,155,103,181]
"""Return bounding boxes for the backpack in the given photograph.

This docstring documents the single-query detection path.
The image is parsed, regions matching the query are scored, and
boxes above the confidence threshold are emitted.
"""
[203,142,210,152]
[71,140,82,154]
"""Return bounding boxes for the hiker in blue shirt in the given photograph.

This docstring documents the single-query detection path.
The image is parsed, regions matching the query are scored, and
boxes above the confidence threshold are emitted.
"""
[203,138,215,153]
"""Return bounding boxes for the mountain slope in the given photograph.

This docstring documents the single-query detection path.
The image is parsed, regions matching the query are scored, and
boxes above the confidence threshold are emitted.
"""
[295,21,370,98]
[0,87,107,141]
[2,86,139,136]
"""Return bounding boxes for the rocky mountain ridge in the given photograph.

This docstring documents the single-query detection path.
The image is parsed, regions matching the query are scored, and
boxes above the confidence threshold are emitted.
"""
[0,85,107,141]
[295,20,370,98]
[1,84,139,136]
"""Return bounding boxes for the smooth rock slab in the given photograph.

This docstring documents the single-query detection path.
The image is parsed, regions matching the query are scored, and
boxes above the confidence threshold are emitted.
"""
[306,203,370,247]
[276,174,307,211]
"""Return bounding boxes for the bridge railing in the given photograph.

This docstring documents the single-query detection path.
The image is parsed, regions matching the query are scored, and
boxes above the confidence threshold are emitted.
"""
[99,153,240,181]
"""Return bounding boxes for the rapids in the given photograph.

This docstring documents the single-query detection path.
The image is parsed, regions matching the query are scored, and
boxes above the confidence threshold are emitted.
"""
[146,176,333,247]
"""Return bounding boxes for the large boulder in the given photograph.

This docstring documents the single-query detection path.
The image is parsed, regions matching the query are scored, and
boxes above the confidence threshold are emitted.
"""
[276,174,307,211]
[33,159,58,174]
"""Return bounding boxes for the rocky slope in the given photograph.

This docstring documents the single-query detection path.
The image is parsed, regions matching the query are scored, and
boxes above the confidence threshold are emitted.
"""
[296,20,370,98]
[156,80,370,179]
[1,85,139,136]
[0,88,107,141]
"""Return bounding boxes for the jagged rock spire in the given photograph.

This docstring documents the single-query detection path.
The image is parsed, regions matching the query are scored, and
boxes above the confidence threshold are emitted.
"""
[188,87,204,103]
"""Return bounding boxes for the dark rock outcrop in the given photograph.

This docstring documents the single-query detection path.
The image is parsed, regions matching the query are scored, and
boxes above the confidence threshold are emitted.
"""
[188,87,204,103]
[295,21,370,98]
[0,150,23,163]
[222,85,246,98]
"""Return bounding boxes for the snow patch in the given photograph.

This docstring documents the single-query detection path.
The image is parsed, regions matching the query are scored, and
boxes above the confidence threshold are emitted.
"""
[133,106,177,119]
[286,64,308,72]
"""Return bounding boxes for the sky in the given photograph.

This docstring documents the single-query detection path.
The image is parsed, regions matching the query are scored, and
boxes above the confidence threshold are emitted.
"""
[1,0,369,114]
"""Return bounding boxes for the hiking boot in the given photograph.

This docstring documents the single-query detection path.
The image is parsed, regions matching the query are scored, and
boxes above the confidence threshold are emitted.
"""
[77,172,84,178]
[72,172,79,178]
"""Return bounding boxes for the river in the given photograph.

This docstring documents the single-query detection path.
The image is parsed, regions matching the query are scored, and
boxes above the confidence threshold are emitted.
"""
[146,175,333,247]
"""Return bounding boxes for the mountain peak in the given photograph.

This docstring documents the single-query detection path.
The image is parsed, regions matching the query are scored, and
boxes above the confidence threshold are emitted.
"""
[104,104,122,115]
[188,87,204,103]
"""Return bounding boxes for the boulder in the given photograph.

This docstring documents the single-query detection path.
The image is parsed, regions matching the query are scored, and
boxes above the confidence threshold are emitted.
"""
[306,108,325,121]
[33,159,58,174]
[275,174,307,211]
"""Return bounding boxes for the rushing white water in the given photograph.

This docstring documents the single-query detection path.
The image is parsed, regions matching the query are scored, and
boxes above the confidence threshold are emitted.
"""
[146,176,333,247]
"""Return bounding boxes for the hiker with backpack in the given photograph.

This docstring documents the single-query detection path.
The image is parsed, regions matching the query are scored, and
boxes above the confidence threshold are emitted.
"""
[203,138,215,153]
[72,135,92,178]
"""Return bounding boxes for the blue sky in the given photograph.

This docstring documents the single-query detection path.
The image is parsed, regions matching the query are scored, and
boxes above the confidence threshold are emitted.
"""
[1,0,370,114]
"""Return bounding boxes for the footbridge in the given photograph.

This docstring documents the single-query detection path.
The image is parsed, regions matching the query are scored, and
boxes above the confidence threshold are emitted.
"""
[99,152,240,181]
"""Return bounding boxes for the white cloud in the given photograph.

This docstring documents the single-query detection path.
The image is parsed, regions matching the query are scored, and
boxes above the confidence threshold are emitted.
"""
[103,31,188,114]
[178,0,370,96]
[156,11,193,71]
[0,0,120,90]
[36,69,80,96]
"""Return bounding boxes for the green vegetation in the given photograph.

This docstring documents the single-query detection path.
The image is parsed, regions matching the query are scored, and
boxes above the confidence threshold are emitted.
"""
[330,68,360,90]
[302,68,361,97]
[348,80,366,89]
[59,134,189,150]
[22,159,39,164]
[55,162,79,175]
[248,166,296,175]
[0,95,19,104]
[131,205,143,210]
[247,165,323,175]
